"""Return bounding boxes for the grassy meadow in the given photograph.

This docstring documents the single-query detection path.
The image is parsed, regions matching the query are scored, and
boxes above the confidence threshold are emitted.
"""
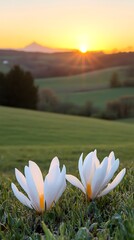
[35,66,134,110]
[35,66,126,92]
[0,106,134,239]
[60,87,134,109]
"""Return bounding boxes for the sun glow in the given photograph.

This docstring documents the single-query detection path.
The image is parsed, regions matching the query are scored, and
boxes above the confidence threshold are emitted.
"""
[79,45,88,53]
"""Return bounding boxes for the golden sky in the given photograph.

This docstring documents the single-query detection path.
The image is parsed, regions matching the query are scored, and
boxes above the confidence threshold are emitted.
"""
[0,0,134,52]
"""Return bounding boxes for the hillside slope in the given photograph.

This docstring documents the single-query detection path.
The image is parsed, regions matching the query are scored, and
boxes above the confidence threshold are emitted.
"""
[0,106,134,147]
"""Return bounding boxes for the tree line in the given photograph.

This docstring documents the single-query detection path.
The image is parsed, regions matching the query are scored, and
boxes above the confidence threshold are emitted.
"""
[0,66,38,109]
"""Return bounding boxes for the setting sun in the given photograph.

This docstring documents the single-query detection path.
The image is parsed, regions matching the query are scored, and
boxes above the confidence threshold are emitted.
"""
[79,45,88,53]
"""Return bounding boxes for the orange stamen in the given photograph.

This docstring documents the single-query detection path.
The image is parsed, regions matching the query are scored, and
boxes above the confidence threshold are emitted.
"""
[87,183,92,199]
[39,194,44,211]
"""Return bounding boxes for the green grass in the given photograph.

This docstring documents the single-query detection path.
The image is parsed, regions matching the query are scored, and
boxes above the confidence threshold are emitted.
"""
[60,87,134,109]
[35,66,133,109]
[0,106,134,239]
[117,118,134,124]
[35,66,127,92]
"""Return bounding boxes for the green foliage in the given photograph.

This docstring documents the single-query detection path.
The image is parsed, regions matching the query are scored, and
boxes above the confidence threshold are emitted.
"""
[41,99,96,117]
[123,79,134,87]
[38,88,59,112]
[74,227,90,240]
[114,210,134,240]
[0,72,6,105]
[79,101,94,117]
[42,222,55,240]
[127,65,134,78]
[110,72,121,88]
[0,65,38,109]
[103,96,134,119]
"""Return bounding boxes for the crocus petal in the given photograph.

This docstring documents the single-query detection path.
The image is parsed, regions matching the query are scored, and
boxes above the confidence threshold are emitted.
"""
[44,162,66,210]
[83,151,93,176]
[83,151,96,185]
[54,165,66,202]
[44,176,53,209]
[29,161,45,211]
[11,183,32,209]
[15,168,28,194]
[101,159,119,190]
[89,150,100,181]
[48,156,60,172]
[98,168,126,197]
[25,166,41,212]
[107,151,115,173]
[29,161,44,195]
[55,180,66,203]
[47,157,61,185]
[66,174,86,194]
[94,149,100,168]
[78,153,86,188]
[91,157,108,199]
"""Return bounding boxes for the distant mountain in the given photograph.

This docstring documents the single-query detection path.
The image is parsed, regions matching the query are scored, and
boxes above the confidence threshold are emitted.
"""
[21,42,69,53]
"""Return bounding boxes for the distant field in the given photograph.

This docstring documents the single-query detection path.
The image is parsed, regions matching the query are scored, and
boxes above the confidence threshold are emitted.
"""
[60,87,134,109]
[0,106,133,173]
[35,66,127,92]
[35,66,133,109]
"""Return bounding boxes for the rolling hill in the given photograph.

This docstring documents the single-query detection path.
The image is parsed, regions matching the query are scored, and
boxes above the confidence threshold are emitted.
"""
[0,106,133,172]
[60,88,134,109]
[35,66,127,92]
[35,66,133,109]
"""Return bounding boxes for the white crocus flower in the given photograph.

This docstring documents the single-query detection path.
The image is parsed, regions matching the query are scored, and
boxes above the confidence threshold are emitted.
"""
[11,157,66,213]
[66,150,126,199]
